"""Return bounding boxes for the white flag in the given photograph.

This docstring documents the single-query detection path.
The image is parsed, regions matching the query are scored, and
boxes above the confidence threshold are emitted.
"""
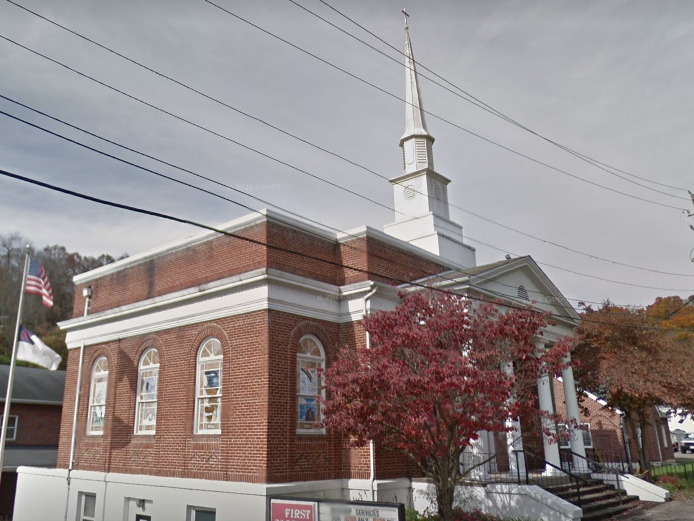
[17,327,62,371]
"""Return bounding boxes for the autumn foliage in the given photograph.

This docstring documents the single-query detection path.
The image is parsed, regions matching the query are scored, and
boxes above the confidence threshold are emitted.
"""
[322,291,574,521]
[573,302,694,471]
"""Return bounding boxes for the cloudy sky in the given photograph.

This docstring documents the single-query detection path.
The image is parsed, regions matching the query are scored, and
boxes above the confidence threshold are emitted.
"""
[1,0,694,309]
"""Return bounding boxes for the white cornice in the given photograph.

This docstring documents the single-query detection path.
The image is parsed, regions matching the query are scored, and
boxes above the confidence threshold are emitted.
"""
[62,269,399,348]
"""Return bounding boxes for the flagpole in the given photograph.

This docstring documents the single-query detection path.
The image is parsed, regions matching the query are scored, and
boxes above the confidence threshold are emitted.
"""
[0,252,30,487]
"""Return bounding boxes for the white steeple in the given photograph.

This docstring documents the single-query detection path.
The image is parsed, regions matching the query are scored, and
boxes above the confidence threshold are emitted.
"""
[384,14,476,268]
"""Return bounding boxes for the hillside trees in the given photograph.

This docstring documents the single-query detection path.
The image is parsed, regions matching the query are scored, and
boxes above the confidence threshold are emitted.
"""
[647,295,694,343]
[0,231,123,368]
[322,291,574,521]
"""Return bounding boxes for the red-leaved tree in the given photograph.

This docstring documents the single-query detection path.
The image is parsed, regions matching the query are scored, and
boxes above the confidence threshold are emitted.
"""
[322,291,574,521]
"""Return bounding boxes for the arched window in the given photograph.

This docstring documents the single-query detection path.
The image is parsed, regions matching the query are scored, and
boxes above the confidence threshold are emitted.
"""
[297,335,325,432]
[87,357,108,435]
[195,338,222,434]
[135,348,160,434]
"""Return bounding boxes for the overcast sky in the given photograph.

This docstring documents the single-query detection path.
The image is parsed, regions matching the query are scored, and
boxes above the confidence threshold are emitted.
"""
[1,0,694,309]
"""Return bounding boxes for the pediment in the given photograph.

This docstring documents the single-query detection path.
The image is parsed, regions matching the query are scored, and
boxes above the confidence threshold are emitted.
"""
[413,256,580,335]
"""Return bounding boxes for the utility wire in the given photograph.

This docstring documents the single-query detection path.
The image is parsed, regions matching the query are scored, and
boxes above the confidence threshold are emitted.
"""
[651,296,694,326]
[310,0,690,195]
[0,33,400,218]
[201,0,688,212]
[4,166,693,333]
[464,236,694,293]
[3,96,691,297]
[1,11,691,279]
[0,102,681,318]
[0,98,625,311]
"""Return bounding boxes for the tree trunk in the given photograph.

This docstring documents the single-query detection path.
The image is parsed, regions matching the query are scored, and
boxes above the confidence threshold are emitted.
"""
[434,477,455,521]
[627,410,651,474]
[638,414,651,475]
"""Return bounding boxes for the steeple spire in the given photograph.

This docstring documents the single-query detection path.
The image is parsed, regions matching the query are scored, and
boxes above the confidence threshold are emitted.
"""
[399,14,435,176]
[401,12,432,148]
[384,14,477,268]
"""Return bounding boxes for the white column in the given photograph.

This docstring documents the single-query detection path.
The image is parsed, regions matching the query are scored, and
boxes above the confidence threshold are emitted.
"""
[562,356,586,470]
[537,373,562,474]
[462,430,492,481]
[503,363,525,478]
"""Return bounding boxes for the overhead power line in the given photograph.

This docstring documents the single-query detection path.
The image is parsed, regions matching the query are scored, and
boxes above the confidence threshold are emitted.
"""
[0,99,650,312]
[308,0,690,195]
[3,166,693,333]
[1,11,691,280]
[201,0,688,212]
[0,34,400,217]
[3,95,693,298]
[652,296,694,326]
[465,236,694,293]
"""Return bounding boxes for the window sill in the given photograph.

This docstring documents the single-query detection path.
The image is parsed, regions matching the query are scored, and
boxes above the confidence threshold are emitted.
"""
[296,428,326,436]
[133,431,156,436]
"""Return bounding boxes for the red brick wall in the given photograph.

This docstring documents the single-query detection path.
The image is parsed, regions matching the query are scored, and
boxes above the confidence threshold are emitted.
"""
[73,223,268,317]
[61,220,453,485]
[552,379,673,465]
[58,312,271,482]
[5,403,61,446]
[73,220,450,319]
[58,309,424,484]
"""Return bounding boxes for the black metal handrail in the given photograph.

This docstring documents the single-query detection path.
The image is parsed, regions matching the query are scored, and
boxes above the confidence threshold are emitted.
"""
[569,451,624,505]
[517,449,595,508]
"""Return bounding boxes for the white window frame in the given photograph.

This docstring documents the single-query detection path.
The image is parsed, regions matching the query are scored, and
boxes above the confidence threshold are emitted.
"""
[559,423,593,449]
[87,357,108,435]
[0,415,18,441]
[78,492,96,521]
[194,338,223,434]
[135,348,160,435]
[296,334,325,434]
[188,506,216,521]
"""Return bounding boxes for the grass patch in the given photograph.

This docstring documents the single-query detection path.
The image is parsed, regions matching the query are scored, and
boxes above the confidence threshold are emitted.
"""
[655,474,694,501]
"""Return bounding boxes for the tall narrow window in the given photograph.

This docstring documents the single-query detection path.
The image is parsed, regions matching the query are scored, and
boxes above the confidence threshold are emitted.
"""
[195,338,222,434]
[297,335,325,432]
[87,357,108,435]
[135,348,160,434]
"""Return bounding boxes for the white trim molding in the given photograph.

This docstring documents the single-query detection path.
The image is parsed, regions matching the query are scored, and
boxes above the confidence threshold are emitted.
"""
[61,269,399,348]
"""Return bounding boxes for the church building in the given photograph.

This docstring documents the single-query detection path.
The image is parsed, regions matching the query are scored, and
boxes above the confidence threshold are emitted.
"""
[12,22,584,521]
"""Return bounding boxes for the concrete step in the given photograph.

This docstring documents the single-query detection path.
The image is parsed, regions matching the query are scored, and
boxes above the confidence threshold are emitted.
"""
[580,495,639,514]
[580,503,636,521]
[540,477,640,520]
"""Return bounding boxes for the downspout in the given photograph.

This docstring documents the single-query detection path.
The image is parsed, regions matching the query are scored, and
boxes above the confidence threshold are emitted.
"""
[619,412,633,473]
[363,284,378,501]
[64,290,90,521]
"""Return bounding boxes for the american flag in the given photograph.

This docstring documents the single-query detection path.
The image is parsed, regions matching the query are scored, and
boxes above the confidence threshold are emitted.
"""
[26,257,53,308]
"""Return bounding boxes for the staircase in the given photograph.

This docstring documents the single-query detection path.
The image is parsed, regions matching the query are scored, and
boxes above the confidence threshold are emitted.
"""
[541,478,640,520]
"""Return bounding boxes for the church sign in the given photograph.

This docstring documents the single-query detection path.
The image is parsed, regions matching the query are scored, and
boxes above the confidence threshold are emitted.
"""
[269,498,404,521]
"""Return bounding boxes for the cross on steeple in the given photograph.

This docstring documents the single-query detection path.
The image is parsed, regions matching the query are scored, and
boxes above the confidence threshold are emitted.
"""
[402,7,409,28]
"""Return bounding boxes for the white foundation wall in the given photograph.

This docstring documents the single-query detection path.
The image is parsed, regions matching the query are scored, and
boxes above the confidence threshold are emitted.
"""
[14,467,410,521]
[412,481,582,521]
